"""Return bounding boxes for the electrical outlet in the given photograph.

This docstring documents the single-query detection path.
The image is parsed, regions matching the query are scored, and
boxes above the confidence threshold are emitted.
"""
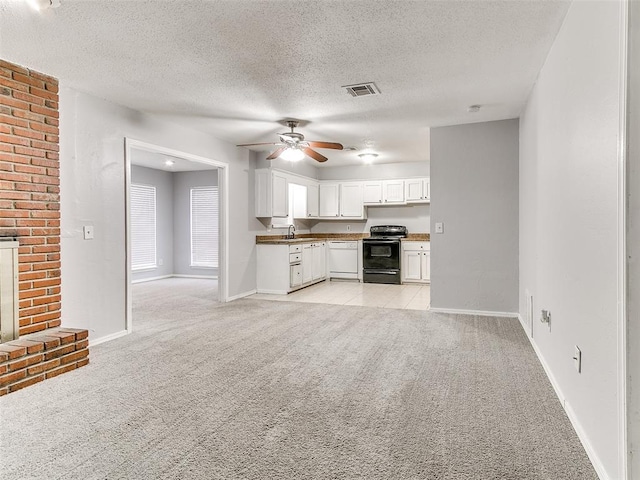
[83,225,94,240]
[540,309,551,330]
[573,346,581,373]
[158,258,164,266]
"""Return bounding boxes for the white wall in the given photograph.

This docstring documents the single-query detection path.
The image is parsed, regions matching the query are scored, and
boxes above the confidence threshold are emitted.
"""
[430,119,519,314]
[519,2,625,478]
[60,89,262,342]
[173,170,218,276]
[628,1,639,477]
[317,161,429,181]
[130,165,174,282]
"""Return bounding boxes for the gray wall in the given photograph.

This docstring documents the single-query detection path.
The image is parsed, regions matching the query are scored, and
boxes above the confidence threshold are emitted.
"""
[430,119,519,313]
[130,165,175,282]
[629,1,640,477]
[173,170,218,276]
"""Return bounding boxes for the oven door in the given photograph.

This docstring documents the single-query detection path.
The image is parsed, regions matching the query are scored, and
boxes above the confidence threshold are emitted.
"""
[362,240,400,271]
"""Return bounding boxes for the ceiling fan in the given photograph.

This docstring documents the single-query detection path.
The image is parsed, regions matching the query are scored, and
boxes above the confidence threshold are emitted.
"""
[237,120,343,163]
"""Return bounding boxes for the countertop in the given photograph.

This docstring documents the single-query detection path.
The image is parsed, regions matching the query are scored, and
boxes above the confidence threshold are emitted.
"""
[256,233,430,244]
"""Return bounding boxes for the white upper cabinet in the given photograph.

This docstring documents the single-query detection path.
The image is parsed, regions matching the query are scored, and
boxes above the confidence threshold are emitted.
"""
[306,182,319,218]
[319,183,340,218]
[255,168,288,218]
[363,181,383,205]
[339,182,364,218]
[382,180,405,204]
[290,183,308,219]
[405,177,430,203]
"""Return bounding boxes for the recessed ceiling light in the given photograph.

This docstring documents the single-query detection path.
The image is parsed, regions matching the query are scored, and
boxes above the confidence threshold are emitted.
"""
[26,0,60,11]
[358,153,378,163]
[468,105,481,113]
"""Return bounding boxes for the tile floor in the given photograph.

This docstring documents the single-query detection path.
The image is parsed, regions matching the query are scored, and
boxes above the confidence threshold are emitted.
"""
[250,280,430,310]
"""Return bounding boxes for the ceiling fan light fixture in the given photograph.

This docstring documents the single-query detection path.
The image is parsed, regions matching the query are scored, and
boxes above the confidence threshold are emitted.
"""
[26,0,60,11]
[280,147,305,162]
[358,153,378,163]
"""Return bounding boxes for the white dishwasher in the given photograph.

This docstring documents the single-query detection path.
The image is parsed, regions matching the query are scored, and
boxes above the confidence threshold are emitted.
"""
[328,241,359,280]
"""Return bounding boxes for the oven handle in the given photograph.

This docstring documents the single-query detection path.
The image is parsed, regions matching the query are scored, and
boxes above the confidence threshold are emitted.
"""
[364,270,399,275]
[363,240,400,244]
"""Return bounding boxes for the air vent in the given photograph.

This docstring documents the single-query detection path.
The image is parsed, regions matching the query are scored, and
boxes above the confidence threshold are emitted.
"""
[343,82,380,97]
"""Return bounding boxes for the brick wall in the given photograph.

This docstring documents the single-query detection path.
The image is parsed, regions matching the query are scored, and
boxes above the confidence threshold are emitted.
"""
[0,328,89,395]
[0,59,61,336]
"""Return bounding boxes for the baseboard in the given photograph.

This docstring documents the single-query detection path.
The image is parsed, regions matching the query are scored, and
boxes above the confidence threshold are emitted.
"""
[89,329,129,346]
[518,316,611,480]
[171,274,218,280]
[227,289,257,301]
[428,307,518,318]
[131,274,172,284]
[254,289,287,296]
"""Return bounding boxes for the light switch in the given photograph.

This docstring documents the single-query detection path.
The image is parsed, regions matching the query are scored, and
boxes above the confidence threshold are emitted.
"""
[83,225,94,240]
[435,222,444,234]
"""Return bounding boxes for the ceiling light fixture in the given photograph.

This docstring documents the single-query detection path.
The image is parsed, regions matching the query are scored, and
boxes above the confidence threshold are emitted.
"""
[467,105,481,113]
[280,148,305,162]
[164,159,175,167]
[358,153,378,163]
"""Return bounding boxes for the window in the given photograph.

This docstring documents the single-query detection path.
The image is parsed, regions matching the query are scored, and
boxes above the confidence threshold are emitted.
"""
[131,184,156,270]
[191,186,218,268]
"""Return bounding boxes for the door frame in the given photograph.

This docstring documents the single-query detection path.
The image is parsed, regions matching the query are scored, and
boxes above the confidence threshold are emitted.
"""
[124,138,229,333]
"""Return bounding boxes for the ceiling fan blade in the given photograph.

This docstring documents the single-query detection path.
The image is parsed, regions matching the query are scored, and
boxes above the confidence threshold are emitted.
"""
[303,147,328,163]
[307,141,343,150]
[236,142,278,147]
[267,147,286,160]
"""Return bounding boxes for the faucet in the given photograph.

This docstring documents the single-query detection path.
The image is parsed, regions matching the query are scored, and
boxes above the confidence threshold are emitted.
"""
[287,224,296,239]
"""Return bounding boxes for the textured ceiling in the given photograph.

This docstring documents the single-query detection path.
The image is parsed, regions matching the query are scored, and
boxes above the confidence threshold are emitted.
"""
[0,0,570,167]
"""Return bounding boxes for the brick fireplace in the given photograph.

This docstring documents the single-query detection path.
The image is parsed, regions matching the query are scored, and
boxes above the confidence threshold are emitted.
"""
[0,59,89,395]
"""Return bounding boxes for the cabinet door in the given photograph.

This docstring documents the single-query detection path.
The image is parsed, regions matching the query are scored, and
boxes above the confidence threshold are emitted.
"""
[302,244,313,283]
[312,243,325,280]
[255,169,271,217]
[402,250,423,281]
[423,178,430,202]
[363,181,383,205]
[383,180,405,204]
[340,182,364,218]
[290,264,302,287]
[405,179,423,202]
[291,183,307,219]
[319,184,339,217]
[272,171,288,217]
[421,251,431,282]
[307,183,319,218]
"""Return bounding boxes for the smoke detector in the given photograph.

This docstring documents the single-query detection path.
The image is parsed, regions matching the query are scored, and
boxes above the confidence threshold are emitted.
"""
[467,105,481,113]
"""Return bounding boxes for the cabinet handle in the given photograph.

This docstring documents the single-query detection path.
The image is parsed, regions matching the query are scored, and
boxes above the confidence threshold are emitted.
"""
[379,199,382,203]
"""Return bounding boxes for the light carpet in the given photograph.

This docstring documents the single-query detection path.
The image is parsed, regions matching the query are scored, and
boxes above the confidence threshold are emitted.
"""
[0,278,597,479]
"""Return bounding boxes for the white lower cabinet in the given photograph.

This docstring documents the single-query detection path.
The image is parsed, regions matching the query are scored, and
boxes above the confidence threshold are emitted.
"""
[257,242,326,294]
[312,242,326,280]
[401,241,430,284]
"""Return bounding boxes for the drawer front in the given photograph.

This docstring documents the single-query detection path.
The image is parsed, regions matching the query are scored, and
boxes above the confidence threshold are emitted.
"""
[289,244,302,254]
[290,253,302,263]
[402,241,430,252]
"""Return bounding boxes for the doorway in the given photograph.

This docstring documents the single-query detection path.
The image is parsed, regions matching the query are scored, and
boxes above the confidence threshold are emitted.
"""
[124,139,229,333]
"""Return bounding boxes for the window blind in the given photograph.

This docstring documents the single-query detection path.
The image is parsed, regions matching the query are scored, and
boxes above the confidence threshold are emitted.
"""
[191,186,218,268]
[131,184,156,270]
